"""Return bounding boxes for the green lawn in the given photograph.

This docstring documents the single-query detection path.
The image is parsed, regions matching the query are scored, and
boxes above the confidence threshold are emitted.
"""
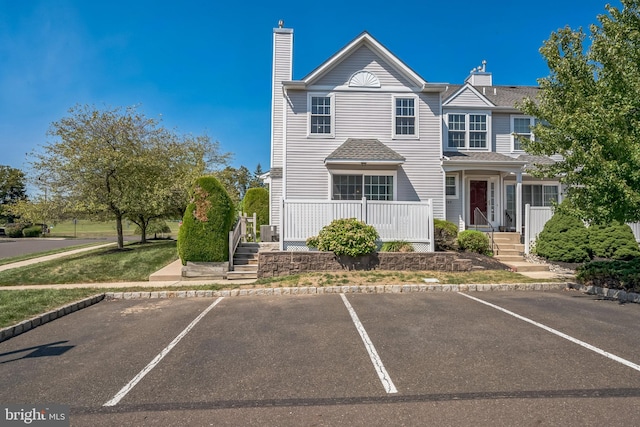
[47,219,181,238]
[0,240,179,285]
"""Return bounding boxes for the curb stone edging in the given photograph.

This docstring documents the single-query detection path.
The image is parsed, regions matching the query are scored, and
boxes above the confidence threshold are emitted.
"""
[104,282,570,300]
[568,283,640,303]
[0,294,105,343]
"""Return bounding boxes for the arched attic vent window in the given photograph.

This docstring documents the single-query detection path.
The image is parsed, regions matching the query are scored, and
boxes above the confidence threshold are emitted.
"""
[348,70,381,88]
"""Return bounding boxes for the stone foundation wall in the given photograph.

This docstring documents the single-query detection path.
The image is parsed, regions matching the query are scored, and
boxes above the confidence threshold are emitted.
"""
[258,251,475,278]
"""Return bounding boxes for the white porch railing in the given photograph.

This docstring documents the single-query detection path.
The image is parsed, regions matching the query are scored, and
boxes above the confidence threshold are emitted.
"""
[281,198,434,251]
[228,212,257,271]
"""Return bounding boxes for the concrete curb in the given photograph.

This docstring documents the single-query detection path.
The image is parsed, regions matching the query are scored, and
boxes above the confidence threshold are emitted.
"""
[568,283,640,303]
[3,283,636,344]
[0,294,105,343]
[104,282,571,300]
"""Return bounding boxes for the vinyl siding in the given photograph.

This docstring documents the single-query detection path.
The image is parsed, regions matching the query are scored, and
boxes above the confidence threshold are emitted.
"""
[493,113,512,154]
[313,45,416,88]
[269,177,282,227]
[283,89,444,219]
[271,30,292,169]
[445,87,492,108]
[445,172,463,224]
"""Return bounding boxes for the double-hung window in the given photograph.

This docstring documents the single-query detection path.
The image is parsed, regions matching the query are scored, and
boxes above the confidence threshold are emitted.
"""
[332,174,394,201]
[393,95,418,138]
[447,112,489,149]
[511,116,537,151]
[309,94,333,136]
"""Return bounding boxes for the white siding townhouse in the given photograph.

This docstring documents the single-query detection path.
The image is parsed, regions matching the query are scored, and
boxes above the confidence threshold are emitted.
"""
[263,24,560,251]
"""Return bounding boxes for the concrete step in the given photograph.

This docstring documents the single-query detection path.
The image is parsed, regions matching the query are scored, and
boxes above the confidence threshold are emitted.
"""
[232,264,258,272]
[227,271,258,280]
[502,261,550,272]
[495,249,523,257]
[236,246,259,254]
[494,255,525,263]
[493,243,524,251]
[233,257,258,265]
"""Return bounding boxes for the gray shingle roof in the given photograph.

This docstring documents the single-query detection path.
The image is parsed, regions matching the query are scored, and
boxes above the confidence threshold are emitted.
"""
[443,84,539,108]
[325,138,406,163]
[443,151,525,163]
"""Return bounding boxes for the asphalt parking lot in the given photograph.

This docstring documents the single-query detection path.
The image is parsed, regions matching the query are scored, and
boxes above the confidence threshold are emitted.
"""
[1,290,640,426]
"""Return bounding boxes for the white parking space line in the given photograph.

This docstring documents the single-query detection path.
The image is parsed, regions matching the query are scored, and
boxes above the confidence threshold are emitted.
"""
[104,297,225,407]
[459,292,640,373]
[340,294,398,394]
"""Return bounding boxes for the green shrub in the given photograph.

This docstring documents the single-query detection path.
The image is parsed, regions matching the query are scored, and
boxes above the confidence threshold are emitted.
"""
[177,176,235,264]
[457,230,492,256]
[535,209,590,262]
[307,218,379,257]
[434,219,458,251]
[380,240,414,252]
[576,258,640,292]
[135,219,171,238]
[588,222,640,260]
[22,226,42,237]
[242,187,269,239]
[5,223,27,238]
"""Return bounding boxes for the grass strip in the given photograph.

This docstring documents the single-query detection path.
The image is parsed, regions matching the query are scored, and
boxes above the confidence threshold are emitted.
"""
[0,240,178,286]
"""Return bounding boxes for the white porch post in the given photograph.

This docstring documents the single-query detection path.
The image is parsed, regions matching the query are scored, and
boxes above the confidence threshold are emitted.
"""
[516,172,523,234]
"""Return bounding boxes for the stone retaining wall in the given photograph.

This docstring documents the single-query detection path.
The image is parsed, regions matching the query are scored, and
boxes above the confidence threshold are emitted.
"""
[258,251,475,278]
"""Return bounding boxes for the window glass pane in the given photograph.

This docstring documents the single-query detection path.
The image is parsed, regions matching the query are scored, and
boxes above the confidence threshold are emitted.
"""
[310,96,331,134]
[469,132,486,148]
[448,131,465,147]
[332,175,362,200]
[395,98,415,135]
[364,175,393,200]
[445,176,456,196]
[543,186,558,206]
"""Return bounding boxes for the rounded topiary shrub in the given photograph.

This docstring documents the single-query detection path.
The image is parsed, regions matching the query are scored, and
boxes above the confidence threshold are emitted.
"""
[307,218,379,257]
[242,187,269,239]
[535,210,590,263]
[434,219,458,251]
[457,230,492,256]
[588,222,640,260]
[178,176,235,264]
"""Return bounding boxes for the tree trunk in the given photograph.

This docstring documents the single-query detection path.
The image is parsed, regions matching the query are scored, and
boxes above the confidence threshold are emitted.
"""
[139,215,148,244]
[115,214,124,249]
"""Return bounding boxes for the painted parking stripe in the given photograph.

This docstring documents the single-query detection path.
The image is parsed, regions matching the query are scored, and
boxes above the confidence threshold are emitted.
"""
[340,294,398,394]
[104,297,225,407]
[458,292,640,373]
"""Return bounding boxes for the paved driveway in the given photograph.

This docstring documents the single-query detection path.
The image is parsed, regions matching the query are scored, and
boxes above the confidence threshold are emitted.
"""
[1,291,639,426]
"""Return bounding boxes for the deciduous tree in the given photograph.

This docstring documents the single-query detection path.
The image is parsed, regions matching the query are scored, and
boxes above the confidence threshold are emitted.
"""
[520,0,640,223]
[32,104,231,248]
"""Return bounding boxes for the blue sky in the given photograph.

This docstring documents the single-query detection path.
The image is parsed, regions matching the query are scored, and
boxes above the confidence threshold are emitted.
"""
[0,0,621,181]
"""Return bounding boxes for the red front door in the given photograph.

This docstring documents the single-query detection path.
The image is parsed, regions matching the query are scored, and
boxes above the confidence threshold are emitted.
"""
[470,180,488,225]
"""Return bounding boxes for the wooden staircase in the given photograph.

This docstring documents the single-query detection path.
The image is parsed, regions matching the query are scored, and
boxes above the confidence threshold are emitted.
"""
[227,242,259,280]
[492,232,549,273]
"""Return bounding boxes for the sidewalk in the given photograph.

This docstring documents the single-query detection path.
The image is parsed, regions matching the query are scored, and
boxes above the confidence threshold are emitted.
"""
[0,243,116,273]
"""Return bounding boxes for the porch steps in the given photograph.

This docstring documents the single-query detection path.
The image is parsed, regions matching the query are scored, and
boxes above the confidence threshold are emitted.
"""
[491,232,550,273]
[227,243,259,280]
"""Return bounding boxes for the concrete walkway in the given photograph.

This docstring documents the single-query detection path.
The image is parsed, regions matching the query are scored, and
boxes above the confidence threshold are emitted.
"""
[0,242,117,273]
